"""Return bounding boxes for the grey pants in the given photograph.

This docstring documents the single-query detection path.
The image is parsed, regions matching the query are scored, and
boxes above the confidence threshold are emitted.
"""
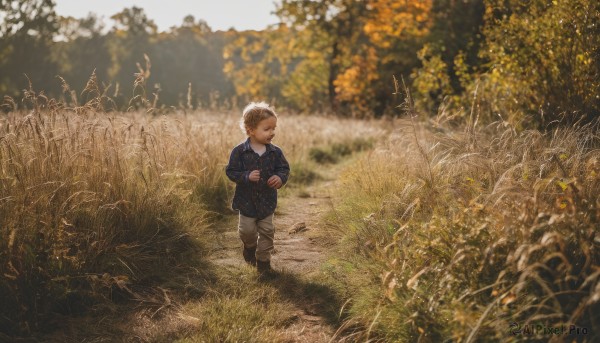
[238,213,274,262]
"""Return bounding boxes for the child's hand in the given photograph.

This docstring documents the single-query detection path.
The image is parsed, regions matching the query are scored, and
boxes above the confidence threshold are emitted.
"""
[267,175,283,189]
[248,170,260,182]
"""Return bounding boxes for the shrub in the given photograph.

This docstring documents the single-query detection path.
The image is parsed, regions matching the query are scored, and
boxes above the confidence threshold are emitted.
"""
[288,162,322,186]
[309,137,374,164]
[480,0,600,126]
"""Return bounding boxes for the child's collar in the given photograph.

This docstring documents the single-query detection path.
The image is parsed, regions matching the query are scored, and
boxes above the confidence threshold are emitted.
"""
[243,137,274,152]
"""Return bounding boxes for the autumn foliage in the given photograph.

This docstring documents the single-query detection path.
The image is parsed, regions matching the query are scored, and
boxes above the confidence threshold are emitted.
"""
[1,0,598,124]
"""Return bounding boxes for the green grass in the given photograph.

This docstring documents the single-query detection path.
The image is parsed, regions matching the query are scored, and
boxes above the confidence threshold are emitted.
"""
[192,173,233,216]
[288,161,323,186]
[176,268,294,343]
[309,137,374,164]
[173,267,343,342]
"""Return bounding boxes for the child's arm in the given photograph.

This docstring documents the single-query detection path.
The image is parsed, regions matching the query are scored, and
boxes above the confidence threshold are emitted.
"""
[225,148,250,183]
[272,150,290,187]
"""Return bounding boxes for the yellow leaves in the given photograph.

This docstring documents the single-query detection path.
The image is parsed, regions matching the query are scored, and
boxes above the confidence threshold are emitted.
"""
[280,56,329,110]
[222,61,235,75]
[576,53,592,66]
[556,180,568,191]
[334,47,379,110]
[411,44,453,108]
[555,178,576,193]
[555,195,573,211]
[364,0,433,47]
[306,50,323,60]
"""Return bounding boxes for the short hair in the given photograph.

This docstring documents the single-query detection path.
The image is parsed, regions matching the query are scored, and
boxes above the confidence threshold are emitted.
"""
[240,101,277,134]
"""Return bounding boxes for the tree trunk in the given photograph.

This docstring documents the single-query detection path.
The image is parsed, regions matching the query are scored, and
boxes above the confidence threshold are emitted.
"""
[328,39,339,113]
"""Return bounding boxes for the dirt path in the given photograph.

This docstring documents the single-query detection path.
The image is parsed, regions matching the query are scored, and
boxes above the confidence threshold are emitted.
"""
[40,172,345,343]
[210,178,339,342]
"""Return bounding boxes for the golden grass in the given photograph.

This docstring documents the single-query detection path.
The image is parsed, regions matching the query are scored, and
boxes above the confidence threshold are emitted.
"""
[0,88,383,337]
[323,116,600,341]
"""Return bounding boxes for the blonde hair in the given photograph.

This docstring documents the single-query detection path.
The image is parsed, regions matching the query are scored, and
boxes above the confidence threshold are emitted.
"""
[239,101,277,135]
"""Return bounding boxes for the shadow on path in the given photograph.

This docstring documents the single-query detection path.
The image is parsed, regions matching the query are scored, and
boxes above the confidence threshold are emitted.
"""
[261,269,343,327]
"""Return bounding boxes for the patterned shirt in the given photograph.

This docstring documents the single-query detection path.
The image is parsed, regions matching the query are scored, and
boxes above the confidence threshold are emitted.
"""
[225,138,290,219]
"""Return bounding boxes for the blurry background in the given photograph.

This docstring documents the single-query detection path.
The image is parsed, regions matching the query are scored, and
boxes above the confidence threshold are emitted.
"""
[1,0,599,124]
[54,0,279,32]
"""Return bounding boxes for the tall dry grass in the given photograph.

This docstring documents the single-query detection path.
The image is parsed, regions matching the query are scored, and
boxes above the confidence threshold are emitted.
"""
[0,105,215,335]
[0,83,382,336]
[324,113,600,341]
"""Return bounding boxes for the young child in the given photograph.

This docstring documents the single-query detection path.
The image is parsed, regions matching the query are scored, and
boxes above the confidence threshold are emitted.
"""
[225,102,290,275]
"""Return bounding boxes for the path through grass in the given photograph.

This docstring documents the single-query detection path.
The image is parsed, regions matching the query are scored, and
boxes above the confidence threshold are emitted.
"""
[170,160,354,342]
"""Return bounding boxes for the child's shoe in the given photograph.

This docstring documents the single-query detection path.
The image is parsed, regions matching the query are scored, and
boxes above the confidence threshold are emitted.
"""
[243,246,257,266]
[257,260,276,280]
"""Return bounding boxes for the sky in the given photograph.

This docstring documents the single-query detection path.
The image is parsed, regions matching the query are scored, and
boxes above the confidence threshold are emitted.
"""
[54,0,281,32]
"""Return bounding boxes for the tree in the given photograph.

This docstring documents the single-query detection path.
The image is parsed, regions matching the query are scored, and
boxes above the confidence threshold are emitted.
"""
[408,0,486,113]
[0,0,59,99]
[277,0,371,113]
[106,6,157,105]
[151,15,233,108]
[223,28,287,104]
[480,0,600,126]
[53,14,111,103]
[276,0,434,115]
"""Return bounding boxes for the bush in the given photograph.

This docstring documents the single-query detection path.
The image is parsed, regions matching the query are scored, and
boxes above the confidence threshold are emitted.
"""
[288,162,322,186]
[309,146,339,164]
[480,0,600,125]
[309,137,374,164]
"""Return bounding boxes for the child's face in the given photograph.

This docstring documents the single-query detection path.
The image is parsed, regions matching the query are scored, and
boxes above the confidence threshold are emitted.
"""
[248,116,277,145]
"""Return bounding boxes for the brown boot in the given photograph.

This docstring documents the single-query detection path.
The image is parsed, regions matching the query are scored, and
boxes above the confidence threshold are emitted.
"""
[243,246,256,266]
[257,260,276,280]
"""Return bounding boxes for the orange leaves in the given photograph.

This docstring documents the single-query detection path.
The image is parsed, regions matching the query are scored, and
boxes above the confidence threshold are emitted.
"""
[334,47,379,111]
[223,0,439,113]
[364,0,433,48]
[329,0,436,111]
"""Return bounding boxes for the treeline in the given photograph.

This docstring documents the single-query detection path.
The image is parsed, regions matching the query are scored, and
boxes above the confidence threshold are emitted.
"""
[1,0,599,125]
[0,3,233,110]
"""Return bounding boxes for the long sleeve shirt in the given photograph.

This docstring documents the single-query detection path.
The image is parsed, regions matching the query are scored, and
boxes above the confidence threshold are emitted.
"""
[225,138,290,219]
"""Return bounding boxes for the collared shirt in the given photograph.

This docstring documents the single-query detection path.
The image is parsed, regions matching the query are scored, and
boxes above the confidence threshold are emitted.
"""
[225,138,290,219]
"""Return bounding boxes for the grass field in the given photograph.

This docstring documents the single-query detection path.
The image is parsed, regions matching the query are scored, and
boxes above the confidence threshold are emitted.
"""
[0,100,381,339]
[320,116,600,341]
[1,91,598,341]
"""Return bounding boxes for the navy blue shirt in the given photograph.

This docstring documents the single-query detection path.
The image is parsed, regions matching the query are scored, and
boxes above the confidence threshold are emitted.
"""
[226,138,290,219]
